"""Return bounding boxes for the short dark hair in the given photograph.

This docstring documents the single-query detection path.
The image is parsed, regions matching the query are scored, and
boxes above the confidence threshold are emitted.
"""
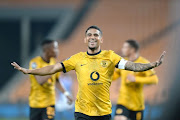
[41,39,55,47]
[85,25,102,35]
[126,39,140,52]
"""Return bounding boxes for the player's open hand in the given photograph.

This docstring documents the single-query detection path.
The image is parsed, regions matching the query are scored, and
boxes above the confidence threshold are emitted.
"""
[11,62,29,74]
[154,51,166,67]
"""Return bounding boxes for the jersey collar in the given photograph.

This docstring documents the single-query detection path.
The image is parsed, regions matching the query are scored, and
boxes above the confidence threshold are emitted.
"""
[87,50,101,56]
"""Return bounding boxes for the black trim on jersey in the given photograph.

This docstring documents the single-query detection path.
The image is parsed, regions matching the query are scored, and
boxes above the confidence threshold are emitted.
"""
[61,62,66,73]
[87,50,101,56]
[115,61,120,68]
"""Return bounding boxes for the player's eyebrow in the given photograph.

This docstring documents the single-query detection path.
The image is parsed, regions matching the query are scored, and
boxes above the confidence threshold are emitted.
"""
[94,33,99,36]
[86,32,100,37]
[86,33,92,36]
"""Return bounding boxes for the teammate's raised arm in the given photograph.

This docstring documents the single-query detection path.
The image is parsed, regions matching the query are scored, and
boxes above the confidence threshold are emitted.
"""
[124,51,166,72]
[11,62,63,75]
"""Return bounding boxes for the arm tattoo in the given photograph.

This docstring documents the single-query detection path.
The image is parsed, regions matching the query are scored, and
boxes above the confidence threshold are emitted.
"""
[125,61,156,72]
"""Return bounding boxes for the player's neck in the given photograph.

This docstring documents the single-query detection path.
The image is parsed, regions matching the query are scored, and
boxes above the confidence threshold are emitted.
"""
[41,54,50,63]
[128,53,139,62]
[87,46,101,55]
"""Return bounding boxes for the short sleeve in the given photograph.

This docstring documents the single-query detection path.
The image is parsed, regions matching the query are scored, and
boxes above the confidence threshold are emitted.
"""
[110,51,127,69]
[110,51,122,66]
[61,53,79,73]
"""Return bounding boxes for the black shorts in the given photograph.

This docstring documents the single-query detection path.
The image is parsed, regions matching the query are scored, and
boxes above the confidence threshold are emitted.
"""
[74,112,111,120]
[30,105,55,120]
[114,104,144,120]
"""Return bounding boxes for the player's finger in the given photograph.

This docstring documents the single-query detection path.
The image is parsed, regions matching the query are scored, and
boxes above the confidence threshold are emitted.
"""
[12,64,17,68]
[11,62,16,67]
[11,62,17,65]
[13,62,20,68]
[11,62,15,65]
[159,51,166,61]
[13,62,19,66]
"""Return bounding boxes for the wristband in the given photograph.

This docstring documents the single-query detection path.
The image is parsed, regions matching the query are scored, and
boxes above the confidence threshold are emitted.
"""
[118,59,127,69]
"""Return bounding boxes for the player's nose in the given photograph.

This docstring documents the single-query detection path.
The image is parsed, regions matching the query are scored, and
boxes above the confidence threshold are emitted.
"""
[89,38,95,41]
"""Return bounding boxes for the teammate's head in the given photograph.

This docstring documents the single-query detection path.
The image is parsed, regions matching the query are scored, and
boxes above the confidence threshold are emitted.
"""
[122,39,140,57]
[41,39,59,58]
[84,26,103,51]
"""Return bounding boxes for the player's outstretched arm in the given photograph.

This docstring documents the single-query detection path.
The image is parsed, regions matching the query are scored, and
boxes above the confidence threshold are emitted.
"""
[11,62,63,75]
[125,51,166,72]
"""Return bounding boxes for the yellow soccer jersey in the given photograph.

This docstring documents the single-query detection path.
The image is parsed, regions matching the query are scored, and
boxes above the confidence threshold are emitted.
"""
[113,56,158,111]
[61,50,122,116]
[29,56,60,108]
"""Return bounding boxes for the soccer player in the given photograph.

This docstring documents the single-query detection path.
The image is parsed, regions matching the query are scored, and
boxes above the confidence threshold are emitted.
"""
[113,40,159,120]
[26,40,72,120]
[11,26,165,120]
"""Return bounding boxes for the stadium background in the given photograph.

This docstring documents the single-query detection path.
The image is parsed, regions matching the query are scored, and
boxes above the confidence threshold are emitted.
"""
[0,0,180,120]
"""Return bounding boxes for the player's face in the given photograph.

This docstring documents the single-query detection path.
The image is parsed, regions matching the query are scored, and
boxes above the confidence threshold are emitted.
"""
[48,41,59,58]
[121,42,134,57]
[84,29,103,51]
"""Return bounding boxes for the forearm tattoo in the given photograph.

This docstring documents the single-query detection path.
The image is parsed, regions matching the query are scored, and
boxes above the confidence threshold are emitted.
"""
[125,61,156,72]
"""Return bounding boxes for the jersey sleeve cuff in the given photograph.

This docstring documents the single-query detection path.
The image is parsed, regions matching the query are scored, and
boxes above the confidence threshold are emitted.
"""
[61,62,66,73]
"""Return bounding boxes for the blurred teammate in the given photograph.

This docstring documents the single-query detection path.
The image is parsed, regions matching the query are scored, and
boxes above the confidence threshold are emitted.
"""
[28,40,72,120]
[11,26,165,120]
[113,40,158,120]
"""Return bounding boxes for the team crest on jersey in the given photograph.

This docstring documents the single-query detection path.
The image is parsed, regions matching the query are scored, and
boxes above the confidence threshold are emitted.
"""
[31,62,37,69]
[101,60,108,67]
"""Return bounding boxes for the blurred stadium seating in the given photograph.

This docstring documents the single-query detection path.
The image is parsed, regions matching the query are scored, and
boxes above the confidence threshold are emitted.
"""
[0,0,180,120]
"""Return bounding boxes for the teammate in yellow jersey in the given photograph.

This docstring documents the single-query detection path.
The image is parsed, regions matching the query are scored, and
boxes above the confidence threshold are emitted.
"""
[113,40,159,120]
[28,40,72,120]
[11,26,165,120]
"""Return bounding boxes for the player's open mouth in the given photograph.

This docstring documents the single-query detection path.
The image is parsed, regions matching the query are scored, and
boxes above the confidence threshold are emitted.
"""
[89,41,97,44]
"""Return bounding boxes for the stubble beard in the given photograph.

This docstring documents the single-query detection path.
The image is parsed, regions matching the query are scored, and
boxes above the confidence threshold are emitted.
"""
[88,46,96,51]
